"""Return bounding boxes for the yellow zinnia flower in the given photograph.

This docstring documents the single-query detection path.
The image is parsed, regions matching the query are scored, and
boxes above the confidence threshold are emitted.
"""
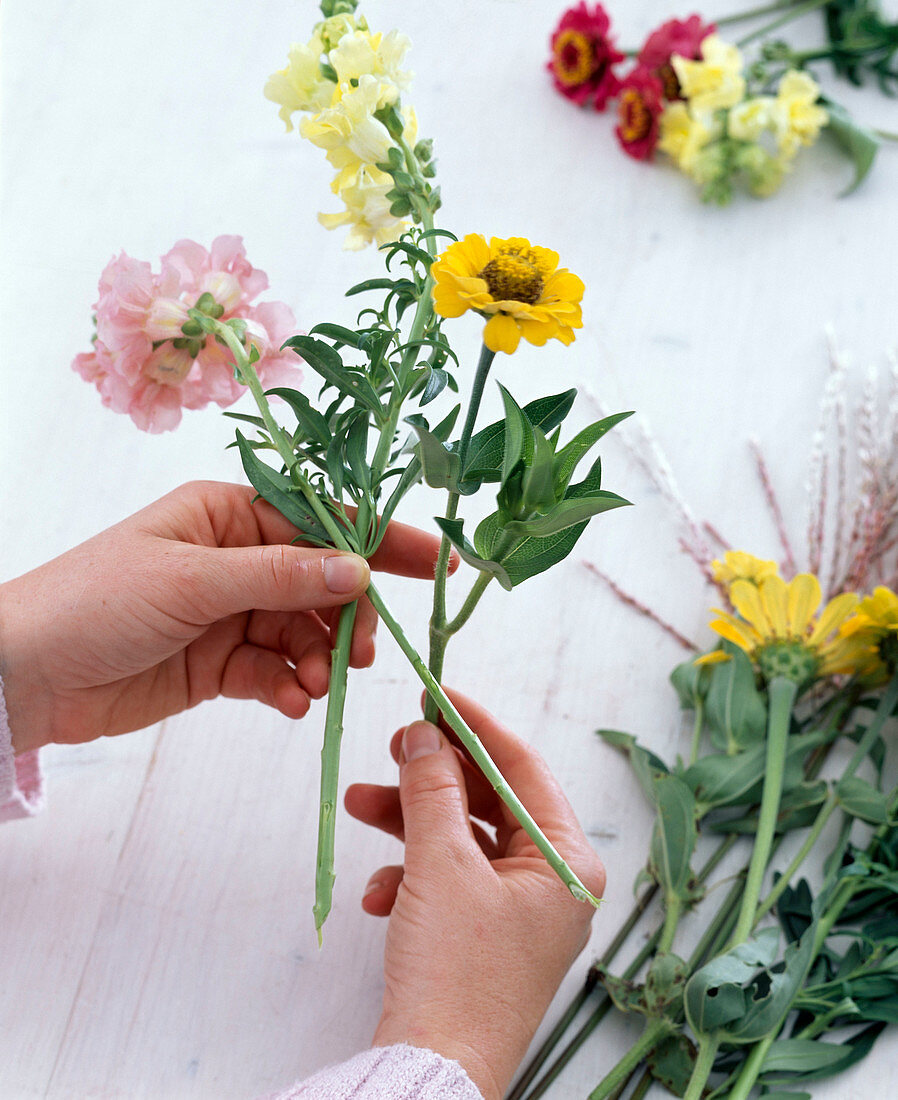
[839,585,898,679]
[711,551,779,587]
[430,235,584,355]
[709,573,862,685]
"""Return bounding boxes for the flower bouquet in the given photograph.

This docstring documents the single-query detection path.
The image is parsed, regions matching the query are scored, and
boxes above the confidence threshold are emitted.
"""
[73,0,630,938]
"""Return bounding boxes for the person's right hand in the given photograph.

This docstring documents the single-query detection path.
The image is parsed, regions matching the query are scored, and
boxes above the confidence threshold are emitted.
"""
[345,689,605,1100]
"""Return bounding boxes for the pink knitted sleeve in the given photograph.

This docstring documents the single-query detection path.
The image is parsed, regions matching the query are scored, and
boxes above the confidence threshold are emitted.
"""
[265,1044,483,1100]
[0,673,44,822]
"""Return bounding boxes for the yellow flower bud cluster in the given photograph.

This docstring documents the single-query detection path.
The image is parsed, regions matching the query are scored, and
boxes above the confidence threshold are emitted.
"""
[656,35,828,203]
[265,14,418,249]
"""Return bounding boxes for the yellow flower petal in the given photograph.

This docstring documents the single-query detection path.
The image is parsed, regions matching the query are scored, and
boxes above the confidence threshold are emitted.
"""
[760,574,789,638]
[483,312,522,354]
[709,615,761,651]
[730,580,773,637]
[786,574,820,637]
[807,592,859,646]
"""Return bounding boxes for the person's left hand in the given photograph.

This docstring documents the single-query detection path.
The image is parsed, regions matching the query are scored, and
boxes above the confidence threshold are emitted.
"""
[0,480,450,753]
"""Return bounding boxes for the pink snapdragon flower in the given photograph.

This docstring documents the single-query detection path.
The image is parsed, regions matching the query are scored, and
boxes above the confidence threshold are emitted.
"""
[73,236,301,433]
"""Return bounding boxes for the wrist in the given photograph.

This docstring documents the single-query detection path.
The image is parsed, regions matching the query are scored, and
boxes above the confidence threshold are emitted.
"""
[373,1017,502,1100]
[0,580,49,753]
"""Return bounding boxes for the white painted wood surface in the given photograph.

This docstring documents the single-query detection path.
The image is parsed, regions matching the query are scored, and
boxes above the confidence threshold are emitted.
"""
[2,1,897,1096]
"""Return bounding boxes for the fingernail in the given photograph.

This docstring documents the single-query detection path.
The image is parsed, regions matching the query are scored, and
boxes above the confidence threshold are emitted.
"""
[324,554,369,593]
[363,877,383,897]
[402,721,442,761]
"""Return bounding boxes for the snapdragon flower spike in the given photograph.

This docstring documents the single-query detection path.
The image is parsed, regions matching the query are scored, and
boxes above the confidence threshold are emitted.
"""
[72,236,301,432]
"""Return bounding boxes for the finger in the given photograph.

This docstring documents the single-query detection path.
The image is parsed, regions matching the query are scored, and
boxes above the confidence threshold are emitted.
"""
[247,610,333,699]
[349,594,378,668]
[367,518,459,579]
[219,643,312,719]
[174,543,370,623]
[345,782,405,841]
[361,865,404,916]
[398,721,482,876]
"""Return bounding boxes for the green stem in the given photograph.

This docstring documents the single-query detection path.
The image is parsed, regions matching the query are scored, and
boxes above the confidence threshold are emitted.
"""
[715,0,810,25]
[425,343,496,721]
[756,670,898,921]
[443,570,493,637]
[628,1068,654,1100]
[726,1032,775,1100]
[683,1033,721,1100]
[658,894,683,955]
[730,675,798,946]
[312,599,359,941]
[367,580,599,904]
[588,1018,673,1100]
[735,0,831,47]
[689,697,705,766]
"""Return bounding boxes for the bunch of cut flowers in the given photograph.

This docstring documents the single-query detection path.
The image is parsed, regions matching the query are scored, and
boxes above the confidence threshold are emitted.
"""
[73,0,631,939]
[548,1,896,203]
[510,352,898,1096]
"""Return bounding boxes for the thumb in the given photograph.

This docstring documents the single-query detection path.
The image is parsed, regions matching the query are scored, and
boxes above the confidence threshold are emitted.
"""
[176,543,370,620]
[398,721,477,870]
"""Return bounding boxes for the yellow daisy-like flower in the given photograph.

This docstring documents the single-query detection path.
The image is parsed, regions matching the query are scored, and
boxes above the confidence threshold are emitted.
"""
[709,573,862,685]
[771,70,829,159]
[672,34,746,113]
[430,235,585,355]
[839,585,898,679]
[711,550,779,587]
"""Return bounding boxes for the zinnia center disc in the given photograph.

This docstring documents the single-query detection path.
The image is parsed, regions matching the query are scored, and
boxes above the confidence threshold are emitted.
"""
[480,254,543,305]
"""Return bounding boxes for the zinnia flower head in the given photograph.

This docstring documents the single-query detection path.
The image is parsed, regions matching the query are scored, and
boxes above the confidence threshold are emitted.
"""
[839,586,898,679]
[548,2,624,110]
[638,15,716,100]
[72,237,300,433]
[615,67,664,160]
[707,572,862,686]
[431,234,584,355]
[711,550,779,587]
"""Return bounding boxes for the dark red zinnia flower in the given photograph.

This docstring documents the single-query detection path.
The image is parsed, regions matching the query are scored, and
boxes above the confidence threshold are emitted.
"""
[548,3,624,111]
[614,67,664,161]
[637,14,716,100]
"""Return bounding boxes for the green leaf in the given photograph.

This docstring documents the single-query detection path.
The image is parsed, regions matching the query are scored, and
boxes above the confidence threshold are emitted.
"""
[221,411,268,430]
[233,432,331,544]
[683,742,767,811]
[344,412,371,492]
[649,775,697,897]
[501,491,630,539]
[646,1033,697,1096]
[823,98,880,197]
[670,660,709,711]
[345,276,406,296]
[520,426,558,514]
[836,775,889,824]
[461,389,576,487]
[420,366,451,406]
[553,411,633,495]
[705,641,768,751]
[433,518,513,591]
[761,1040,849,1074]
[497,383,532,489]
[406,420,460,490]
[308,322,364,348]
[644,953,688,1015]
[596,728,670,804]
[266,387,332,447]
[282,335,383,415]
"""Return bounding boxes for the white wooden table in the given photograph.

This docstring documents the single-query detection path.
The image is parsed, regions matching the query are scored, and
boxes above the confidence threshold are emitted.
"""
[2,2,897,1096]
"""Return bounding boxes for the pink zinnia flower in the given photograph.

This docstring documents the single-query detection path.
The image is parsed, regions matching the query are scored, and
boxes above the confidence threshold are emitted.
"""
[637,15,716,100]
[548,3,624,111]
[615,67,665,161]
[72,236,301,433]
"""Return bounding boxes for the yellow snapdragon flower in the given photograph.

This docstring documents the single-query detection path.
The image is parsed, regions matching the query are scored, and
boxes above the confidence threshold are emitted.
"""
[264,34,336,130]
[672,34,746,113]
[727,96,775,143]
[329,28,412,93]
[657,102,714,176]
[318,166,409,250]
[772,70,829,158]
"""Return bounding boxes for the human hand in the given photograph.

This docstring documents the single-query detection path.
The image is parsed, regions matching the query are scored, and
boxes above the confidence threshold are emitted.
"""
[344,689,605,1100]
[0,481,450,754]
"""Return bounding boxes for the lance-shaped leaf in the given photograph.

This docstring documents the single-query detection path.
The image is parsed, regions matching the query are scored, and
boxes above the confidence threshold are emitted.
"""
[705,641,768,752]
[501,491,630,539]
[670,659,709,711]
[823,99,879,197]
[266,387,333,447]
[344,412,371,493]
[520,426,557,514]
[308,322,365,348]
[596,728,670,804]
[433,518,513,590]
[461,389,576,487]
[234,431,332,544]
[836,775,890,825]
[282,335,383,415]
[406,419,460,490]
[553,411,633,496]
[497,383,533,489]
[649,774,697,898]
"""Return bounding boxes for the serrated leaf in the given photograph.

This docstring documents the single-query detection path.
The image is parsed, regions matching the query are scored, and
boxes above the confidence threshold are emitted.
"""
[553,411,633,495]
[823,98,880,197]
[836,775,889,824]
[433,517,513,590]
